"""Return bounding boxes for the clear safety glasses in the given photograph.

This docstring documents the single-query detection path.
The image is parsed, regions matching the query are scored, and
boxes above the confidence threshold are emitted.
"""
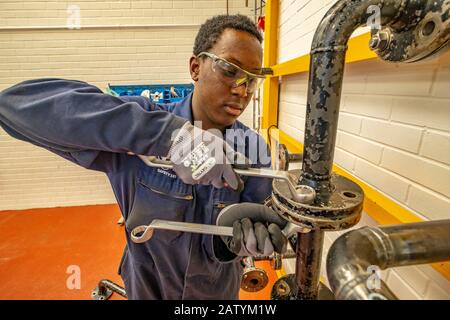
[197,51,266,94]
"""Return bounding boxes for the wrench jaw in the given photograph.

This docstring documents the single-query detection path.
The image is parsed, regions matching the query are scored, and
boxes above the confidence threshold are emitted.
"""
[130,225,154,243]
[271,169,363,231]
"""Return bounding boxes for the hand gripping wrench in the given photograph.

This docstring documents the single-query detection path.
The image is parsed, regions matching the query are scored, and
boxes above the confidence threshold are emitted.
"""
[137,156,316,203]
[131,218,307,243]
[130,156,315,243]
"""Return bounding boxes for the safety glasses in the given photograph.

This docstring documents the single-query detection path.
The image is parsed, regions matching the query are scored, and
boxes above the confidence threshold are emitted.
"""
[197,51,266,94]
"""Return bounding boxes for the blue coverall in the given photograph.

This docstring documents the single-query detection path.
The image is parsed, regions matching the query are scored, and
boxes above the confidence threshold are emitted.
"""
[0,78,272,299]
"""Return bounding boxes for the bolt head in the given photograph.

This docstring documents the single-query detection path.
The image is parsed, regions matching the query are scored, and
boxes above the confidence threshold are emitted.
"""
[370,35,380,49]
[371,30,391,51]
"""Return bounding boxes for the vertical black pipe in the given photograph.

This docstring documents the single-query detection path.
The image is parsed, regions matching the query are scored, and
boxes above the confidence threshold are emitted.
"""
[295,230,324,299]
[300,0,404,196]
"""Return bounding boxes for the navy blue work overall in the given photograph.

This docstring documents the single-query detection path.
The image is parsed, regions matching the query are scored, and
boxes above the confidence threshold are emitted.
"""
[0,79,272,299]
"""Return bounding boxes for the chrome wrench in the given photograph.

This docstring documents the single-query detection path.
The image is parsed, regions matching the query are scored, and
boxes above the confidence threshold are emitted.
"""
[138,156,316,203]
[131,218,308,244]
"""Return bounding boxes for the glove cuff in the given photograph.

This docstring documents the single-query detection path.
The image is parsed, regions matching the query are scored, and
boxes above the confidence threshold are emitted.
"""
[212,235,238,263]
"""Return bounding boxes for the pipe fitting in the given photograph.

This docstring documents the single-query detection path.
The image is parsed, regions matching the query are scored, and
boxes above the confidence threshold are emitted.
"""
[327,219,450,300]
[373,0,450,62]
[241,257,269,292]
[370,29,392,51]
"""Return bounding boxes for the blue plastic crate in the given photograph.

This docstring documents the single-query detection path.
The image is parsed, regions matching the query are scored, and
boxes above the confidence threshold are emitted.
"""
[107,83,194,104]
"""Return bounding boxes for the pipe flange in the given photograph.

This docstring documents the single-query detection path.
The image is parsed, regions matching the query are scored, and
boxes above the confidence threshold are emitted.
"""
[241,267,269,292]
[271,274,335,300]
[271,170,363,231]
[91,285,113,300]
[375,0,450,63]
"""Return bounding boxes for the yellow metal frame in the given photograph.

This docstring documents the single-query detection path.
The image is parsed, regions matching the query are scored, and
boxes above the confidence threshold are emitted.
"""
[262,0,450,281]
[261,0,279,130]
[271,32,377,76]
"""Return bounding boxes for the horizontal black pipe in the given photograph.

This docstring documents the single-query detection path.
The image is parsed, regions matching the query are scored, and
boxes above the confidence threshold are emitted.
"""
[327,219,450,300]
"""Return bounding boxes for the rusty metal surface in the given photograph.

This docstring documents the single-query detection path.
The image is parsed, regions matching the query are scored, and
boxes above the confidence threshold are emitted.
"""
[241,257,269,292]
[374,0,450,62]
[295,230,325,300]
[270,274,334,300]
[241,268,269,292]
[91,279,127,300]
[300,0,403,196]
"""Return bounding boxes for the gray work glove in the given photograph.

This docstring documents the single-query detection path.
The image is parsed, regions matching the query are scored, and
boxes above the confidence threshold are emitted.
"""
[167,122,247,191]
[215,203,288,258]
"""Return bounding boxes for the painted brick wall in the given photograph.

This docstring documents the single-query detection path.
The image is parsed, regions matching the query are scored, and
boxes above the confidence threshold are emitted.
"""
[0,0,254,27]
[278,0,450,300]
[0,0,259,210]
[278,0,369,63]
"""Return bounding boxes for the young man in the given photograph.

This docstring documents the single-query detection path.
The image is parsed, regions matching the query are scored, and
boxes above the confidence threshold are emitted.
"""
[0,15,287,299]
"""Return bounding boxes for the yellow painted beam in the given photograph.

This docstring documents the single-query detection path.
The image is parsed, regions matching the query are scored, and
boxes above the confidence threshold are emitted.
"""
[272,129,450,281]
[345,32,378,63]
[261,78,279,129]
[272,54,310,77]
[261,0,279,129]
[278,130,303,154]
[271,32,377,77]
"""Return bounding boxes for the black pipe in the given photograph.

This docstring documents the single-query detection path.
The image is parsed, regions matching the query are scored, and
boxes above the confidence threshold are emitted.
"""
[300,0,406,197]
[293,0,404,300]
[327,219,450,300]
[295,230,325,299]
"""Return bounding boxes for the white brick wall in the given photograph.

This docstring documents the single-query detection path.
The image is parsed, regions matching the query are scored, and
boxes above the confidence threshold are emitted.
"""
[278,0,450,299]
[0,1,258,210]
[278,0,370,63]
[279,58,450,221]
[420,130,450,165]
[0,0,254,26]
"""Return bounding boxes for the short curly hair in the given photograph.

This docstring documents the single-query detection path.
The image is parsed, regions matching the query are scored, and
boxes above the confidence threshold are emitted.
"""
[193,14,263,56]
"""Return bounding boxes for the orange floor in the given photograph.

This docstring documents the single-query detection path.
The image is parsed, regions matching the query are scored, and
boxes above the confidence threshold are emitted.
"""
[0,204,279,300]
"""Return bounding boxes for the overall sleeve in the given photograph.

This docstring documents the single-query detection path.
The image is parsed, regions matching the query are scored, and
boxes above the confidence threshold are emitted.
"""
[0,78,187,172]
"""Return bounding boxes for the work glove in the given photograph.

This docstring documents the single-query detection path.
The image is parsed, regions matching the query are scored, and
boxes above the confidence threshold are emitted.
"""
[214,203,288,259]
[167,121,247,191]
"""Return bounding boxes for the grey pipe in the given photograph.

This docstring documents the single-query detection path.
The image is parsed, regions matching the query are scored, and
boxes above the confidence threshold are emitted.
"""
[326,219,450,300]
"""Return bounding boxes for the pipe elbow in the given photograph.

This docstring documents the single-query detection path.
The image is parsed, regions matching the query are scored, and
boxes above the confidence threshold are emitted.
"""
[311,0,405,51]
[326,227,397,300]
